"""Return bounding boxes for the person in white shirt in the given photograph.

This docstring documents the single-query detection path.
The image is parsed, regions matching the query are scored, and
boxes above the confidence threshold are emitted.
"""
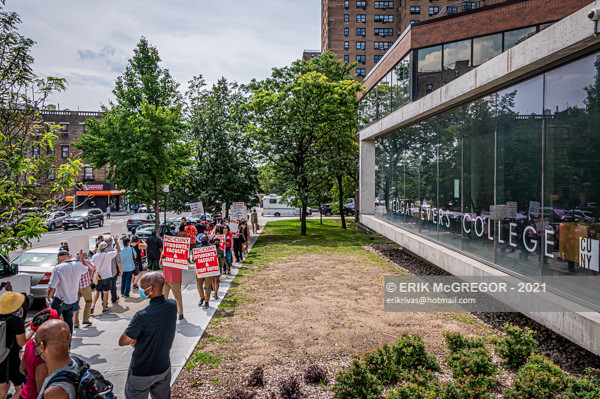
[46,248,89,334]
[91,239,120,314]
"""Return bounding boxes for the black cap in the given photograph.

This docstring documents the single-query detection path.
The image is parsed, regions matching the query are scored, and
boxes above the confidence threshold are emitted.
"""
[57,249,70,257]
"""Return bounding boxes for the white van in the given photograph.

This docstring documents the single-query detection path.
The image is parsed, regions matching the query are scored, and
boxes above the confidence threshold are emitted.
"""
[262,195,300,217]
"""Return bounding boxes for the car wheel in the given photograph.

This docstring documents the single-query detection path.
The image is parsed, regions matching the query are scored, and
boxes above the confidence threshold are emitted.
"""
[64,227,69,231]
[274,212,281,217]
[99,218,104,227]
[83,221,89,229]
[347,211,354,216]
[49,223,55,231]
[325,212,332,216]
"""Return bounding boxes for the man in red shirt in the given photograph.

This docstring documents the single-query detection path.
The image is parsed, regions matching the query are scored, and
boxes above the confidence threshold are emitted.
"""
[184,222,198,263]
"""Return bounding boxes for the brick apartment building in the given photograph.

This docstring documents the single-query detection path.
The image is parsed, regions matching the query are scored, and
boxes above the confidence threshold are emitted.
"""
[40,110,124,211]
[321,0,507,79]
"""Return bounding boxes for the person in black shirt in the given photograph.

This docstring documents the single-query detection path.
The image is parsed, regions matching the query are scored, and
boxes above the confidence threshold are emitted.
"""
[146,230,163,271]
[130,235,147,290]
[0,292,31,399]
[119,272,176,399]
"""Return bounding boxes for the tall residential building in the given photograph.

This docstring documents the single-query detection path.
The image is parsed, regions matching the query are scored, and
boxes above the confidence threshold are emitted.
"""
[321,0,506,79]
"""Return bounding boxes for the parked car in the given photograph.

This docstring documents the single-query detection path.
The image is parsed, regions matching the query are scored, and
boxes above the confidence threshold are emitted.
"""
[138,205,148,213]
[44,210,68,231]
[320,203,335,216]
[10,247,55,302]
[542,207,576,223]
[127,213,155,231]
[63,208,104,230]
[344,198,356,216]
[567,209,596,223]
[5,247,44,306]
[136,222,176,240]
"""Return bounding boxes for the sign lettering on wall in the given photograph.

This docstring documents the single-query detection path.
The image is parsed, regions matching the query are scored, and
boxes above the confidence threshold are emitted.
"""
[579,238,599,272]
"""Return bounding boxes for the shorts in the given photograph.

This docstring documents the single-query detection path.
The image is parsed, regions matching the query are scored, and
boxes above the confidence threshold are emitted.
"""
[0,355,26,385]
[96,278,113,292]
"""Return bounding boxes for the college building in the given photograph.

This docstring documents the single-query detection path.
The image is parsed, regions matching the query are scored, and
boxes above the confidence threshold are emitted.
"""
[356,0,600,354]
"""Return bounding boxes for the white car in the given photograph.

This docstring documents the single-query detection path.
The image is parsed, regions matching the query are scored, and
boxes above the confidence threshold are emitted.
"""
[0,253,33,317]
[12,246,61,300]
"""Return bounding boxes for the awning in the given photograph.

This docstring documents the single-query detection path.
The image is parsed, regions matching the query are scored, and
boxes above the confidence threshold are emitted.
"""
[76,190,126,196]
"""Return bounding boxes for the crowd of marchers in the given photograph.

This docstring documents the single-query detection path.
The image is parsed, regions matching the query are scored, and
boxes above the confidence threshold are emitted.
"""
[0,208,261,399]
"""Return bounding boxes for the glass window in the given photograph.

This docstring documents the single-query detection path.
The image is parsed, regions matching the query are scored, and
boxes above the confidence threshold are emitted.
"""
[344,41,349,50]
[357,68,366,77]
[344,14,349,23]
[61,145,69,158]
[378,72,392,116]
[344,28,349,36]
[504,26,537,50]
[356,41,366,50]
[417,46,442,73]
[356,14,366,23]
[344,0,349,8]
[356,1,366,8]
[84,166,94,180]
[410,6,420,14]
[356,55,366,64]
[462,2,477,10]
[375,55,383,63]
[443,40,471,71]
[374,28,393,37]
[344,55,349,63]
[375,15,394,23]
[429,6,439,15]
[374,1,394,9]
[448,6,458,14]
[473,33,502,66]
[356,28,366,36]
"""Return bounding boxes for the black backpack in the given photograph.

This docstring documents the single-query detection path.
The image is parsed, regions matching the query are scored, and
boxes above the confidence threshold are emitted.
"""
[42,356,115,399]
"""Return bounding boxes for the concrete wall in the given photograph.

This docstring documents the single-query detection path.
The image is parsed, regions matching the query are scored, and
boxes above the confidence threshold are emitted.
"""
[358,2,600,355]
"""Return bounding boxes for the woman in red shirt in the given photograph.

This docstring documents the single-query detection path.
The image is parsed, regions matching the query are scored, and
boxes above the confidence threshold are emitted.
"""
[223,225,233,274]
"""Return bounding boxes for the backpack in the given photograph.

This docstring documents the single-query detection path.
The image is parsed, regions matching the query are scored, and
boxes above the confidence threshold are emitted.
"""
[0,319,9,364]
[42,356,114,398]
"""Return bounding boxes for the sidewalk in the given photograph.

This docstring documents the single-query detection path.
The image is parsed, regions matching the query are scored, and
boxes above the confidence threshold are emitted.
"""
[69,217,266,398]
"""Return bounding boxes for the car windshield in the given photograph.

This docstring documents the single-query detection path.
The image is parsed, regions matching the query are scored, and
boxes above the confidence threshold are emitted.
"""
[70,211,88,217]
[13,252,58,267]
[131,213,150,220]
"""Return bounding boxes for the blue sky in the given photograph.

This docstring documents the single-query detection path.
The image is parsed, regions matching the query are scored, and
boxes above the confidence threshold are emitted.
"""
[8,1,321,111]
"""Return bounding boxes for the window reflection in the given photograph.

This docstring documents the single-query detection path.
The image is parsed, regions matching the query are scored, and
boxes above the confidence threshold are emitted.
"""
[504,26,537,50]
[473,34,502,66]
[418,45,442,73]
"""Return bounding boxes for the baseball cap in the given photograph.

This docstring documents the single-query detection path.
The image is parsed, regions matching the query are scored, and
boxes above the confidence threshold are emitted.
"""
[98,242,108,251]
[57,248,70,257]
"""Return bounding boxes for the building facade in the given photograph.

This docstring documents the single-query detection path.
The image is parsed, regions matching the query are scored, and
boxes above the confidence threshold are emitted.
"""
[40,110,124,211]
[357,0,600,355]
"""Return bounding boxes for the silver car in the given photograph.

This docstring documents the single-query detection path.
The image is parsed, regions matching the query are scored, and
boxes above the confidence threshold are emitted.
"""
[12,246,62,299]
[44,211,68,231]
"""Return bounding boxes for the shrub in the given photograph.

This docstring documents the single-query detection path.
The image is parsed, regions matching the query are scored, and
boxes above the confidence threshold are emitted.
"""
[304,364,328,384]
[441,375,495,399]
[386,382,440,399]
[333,359,382,399]
[363,344,398,384]
[443,332,485,353]
[279,376,303,399]
[563,368,600,399]
[495,323,537,369]
[226,389,257,399]
[390,334,440,372]
[248,366,264,387]
[504,354,567,399]
[445,347,498,379]
[398,367,440,390]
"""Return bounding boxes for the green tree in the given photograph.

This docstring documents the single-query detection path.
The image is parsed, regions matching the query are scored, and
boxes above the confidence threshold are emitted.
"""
[167,77,258,214]
[248,52,362,235]
[0,3,80,255]
[77,37,191,231]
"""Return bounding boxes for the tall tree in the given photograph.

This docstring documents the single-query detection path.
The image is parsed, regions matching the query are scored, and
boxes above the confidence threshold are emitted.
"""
[167,77,258,214]
[77,37,191,231]
[247,52,362,235]
[0,3,80,255]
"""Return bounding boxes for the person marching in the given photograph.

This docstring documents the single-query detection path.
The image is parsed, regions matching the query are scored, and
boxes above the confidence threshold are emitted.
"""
[222,224,233,274]
[212,238,224,300]
[0,292,30,398]
[196,235,213,309]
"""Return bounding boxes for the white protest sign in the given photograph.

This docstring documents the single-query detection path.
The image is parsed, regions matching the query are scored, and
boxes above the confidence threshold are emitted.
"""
[162,236,191,269]
[528,201,540,218]
[110,222,124,238]
[189,202,204,218]
[229,202,247,220]
[67,235,89,257]
[506,202,518,219]
[229,221,239,233]
[579,238,599,272]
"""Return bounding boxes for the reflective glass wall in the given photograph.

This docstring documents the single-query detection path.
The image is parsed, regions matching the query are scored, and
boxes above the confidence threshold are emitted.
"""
[374,51,600,305]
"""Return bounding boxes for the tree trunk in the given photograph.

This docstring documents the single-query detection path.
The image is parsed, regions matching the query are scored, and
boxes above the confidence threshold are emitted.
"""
[337,175,346,229]
[319,202,323,224]
[154,179,160,233]
[300,199,307,236]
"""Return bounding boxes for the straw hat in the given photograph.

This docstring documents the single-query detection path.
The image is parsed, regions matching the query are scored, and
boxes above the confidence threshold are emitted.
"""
[0,292,25,315]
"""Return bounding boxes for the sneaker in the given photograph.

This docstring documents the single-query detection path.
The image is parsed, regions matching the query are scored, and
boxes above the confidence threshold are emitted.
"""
[102,308,112,313]
[83,321,93,326]
[179,314,184,320]
[74,324,80,328]
[198,298,204,307]
[202,301,209,309]
[132,284,139,289]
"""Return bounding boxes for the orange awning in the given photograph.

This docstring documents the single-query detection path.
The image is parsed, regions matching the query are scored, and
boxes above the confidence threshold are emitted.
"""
[76,190,126,196]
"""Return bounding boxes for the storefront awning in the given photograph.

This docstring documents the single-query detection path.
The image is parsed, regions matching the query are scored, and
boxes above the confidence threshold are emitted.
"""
[76,190,126,196]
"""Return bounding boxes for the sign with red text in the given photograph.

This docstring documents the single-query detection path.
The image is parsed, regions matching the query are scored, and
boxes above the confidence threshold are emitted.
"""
[162,236,190,269]
[229,221,239,234]
[229,203,247,220]
[193,246,220,278]
[214,234,226,251]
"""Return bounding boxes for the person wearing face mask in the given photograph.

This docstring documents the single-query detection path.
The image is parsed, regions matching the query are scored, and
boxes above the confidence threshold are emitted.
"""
[119,272,176,399]
[222,225,233,274]
[196,235,213,309]
[19,309,58,399]
[0,292,31,399]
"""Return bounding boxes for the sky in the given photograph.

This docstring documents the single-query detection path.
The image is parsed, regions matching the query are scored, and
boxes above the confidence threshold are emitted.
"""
[8,1,321,111]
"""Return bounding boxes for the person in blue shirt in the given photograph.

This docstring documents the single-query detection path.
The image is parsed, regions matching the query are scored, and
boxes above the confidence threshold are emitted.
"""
[118,237,137,298]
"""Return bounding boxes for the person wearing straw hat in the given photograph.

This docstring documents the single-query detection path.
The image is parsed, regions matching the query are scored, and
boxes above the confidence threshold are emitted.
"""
[0,291,30,399]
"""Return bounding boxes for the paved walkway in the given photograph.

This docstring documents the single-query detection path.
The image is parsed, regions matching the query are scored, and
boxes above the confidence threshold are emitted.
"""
[68,217,265,398]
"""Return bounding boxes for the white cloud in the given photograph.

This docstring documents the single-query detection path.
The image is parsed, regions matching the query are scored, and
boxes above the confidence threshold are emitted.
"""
[7,0,320,110]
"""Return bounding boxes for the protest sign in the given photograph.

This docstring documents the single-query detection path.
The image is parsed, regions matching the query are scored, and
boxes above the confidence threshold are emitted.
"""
[162,236,191,269]
[193,246,221,278]
[190,202,204,218]
[528,201,540,218]
[506,202,518,219]
[214,234,226,251]
[67,235,89,257]
[229,221,239,233]
[110,222,124,238]
[229,202,247,220]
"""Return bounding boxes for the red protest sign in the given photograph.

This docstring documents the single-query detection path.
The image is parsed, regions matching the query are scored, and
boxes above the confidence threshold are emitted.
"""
[162,236,190,269]
[193,246,221,278]
[214,234,226,251]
